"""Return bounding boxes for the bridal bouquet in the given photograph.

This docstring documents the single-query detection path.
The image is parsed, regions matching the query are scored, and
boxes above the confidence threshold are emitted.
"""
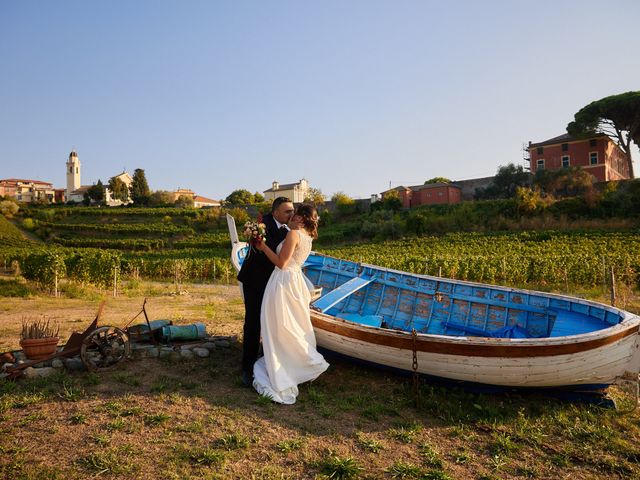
[243,219,267,248]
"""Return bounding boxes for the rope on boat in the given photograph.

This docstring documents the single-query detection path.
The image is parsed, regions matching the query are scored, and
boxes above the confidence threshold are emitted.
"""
[412,328,420,408]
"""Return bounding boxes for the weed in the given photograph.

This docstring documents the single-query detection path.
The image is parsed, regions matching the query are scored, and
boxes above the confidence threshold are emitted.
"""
[214,433,250,450]
[70,412,87,424]
[112,372,142,387]
[387,425,420,444]
[255,393,275,406]
[106,418,125,431]
[58,382,84,402]
[422,471,453,480]
[419,443,444,469]
[173,420,204,433]
[92,434,111,446]
[355,432,384,453]
[189,446,226,466]
[386,461,423,478]
[82,372,101,386]
[77,448,135,475]
[315,452,362,479]
[18,412,44,426]
[489,432,520,456]
[144,412,171,426]
[276,438,304,454]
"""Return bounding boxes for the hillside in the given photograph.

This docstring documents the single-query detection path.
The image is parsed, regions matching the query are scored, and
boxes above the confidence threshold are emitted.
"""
[0,216,34,248]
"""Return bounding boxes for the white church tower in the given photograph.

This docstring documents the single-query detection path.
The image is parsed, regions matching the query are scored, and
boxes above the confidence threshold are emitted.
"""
[66,150,81,196]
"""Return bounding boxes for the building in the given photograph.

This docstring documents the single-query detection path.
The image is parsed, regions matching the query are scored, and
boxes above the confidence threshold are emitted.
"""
[0,179,55,203]
[171,188,196,202]
[64,151,134,205]
[263,179,309,203]
[528,133,630,182]
[105,172,133,206]
[381,183,462,208]
[193,195,221,208]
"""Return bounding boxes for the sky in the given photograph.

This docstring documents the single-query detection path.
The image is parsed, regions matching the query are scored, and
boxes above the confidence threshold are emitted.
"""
[1,1,639,200]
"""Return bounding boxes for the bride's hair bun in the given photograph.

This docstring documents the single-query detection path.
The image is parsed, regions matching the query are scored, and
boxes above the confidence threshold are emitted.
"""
[296,204,318,239]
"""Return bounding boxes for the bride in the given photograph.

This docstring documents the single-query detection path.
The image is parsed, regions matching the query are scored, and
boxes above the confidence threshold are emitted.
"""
[253,204,329,404]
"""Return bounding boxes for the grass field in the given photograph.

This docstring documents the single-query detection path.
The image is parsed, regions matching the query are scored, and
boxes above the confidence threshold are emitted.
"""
[1,279,640,479]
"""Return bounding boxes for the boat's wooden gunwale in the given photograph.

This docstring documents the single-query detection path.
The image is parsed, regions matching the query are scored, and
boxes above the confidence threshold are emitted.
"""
[310,310,640,358]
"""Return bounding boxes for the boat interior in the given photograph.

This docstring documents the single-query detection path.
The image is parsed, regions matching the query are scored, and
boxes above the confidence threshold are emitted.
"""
[302,253,623,339]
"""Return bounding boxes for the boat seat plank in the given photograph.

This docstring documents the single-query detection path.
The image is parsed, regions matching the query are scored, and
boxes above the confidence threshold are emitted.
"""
[549,310,609,337]
[312,275,375,313]
[337,313,384,328]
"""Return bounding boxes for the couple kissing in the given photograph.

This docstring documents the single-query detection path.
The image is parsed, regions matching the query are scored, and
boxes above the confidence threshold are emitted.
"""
[237,197,329,404]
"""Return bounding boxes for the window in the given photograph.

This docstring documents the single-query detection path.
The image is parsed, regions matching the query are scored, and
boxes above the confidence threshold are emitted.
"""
[537,159,545,169]
[69,166,73,173]
[590,152,598,165]
[537,147,543,155]
[561,143,569,152]
[589,139,597,147]
[562,155,570,168]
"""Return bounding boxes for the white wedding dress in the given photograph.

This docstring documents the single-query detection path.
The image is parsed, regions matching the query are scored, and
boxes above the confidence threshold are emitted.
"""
[253,229,329,404]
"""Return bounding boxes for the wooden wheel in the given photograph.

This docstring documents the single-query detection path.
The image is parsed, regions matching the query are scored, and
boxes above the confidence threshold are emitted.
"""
[80,326,130,372]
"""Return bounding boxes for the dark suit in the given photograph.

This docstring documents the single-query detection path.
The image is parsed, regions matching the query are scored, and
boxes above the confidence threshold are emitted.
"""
[237,213,288,375]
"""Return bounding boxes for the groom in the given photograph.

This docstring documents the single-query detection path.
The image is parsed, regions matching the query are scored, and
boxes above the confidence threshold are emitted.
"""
[237,196,295,386]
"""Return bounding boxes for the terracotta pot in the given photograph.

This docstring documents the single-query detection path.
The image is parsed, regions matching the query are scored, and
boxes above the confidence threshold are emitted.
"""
[19,337,60,361]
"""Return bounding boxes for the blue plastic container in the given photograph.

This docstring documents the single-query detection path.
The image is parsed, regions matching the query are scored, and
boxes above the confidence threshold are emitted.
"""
[161,323,207,342]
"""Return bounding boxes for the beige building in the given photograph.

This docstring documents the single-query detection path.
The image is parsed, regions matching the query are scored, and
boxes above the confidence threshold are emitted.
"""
[193,195,221,208]
[105,172,134,206]
[263,179,309,203]
[0,179,55,203]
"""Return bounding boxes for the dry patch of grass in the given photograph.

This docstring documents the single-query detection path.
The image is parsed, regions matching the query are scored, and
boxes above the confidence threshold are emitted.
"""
[1,281,639,479]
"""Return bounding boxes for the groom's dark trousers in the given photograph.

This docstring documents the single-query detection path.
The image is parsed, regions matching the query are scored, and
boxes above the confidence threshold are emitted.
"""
[237,213,288,377]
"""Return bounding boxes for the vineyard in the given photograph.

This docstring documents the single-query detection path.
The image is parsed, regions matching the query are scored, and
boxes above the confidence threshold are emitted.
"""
[0,207,639,293]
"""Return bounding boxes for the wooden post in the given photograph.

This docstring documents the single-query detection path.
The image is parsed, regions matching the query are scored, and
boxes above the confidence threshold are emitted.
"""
[113,265,118,297]
[609,266,616,306]
[601,256,606,294]
[563,267,568,292]
[54,270,58,298]
[213,262,216,284]
[438,266,442,278]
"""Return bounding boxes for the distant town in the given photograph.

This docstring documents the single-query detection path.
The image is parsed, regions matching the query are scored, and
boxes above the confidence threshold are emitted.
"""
[0,131,631,209]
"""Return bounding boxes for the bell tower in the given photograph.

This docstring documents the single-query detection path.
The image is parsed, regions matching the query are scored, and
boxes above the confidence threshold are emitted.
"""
[66,150,81,195]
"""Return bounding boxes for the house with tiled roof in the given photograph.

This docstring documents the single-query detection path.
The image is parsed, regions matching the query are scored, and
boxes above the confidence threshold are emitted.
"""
[528,133,630,182]
[0,178,55,203]
[380,182,461,208]
[263,179,309,203]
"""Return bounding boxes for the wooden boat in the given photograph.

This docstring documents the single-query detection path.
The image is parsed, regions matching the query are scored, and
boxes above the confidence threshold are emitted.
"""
[227,215,640,390]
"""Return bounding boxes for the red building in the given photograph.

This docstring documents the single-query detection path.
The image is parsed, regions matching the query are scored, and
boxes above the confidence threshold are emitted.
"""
[382,183,461,208]
[528,133,630,182]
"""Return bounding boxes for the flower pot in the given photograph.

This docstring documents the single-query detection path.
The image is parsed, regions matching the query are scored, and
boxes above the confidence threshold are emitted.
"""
[19,337,60,361]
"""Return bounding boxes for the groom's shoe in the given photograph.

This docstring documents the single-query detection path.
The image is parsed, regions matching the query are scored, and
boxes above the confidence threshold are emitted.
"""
[241,371,252,388]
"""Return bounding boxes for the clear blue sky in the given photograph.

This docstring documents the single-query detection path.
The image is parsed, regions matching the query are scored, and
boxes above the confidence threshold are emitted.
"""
[1,1,639,200]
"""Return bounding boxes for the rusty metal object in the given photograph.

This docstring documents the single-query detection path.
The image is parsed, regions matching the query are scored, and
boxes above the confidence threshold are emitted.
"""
[80,326,130,372]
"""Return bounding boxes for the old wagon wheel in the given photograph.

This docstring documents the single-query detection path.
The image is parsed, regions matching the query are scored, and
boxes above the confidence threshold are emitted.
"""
[80,326,130,372]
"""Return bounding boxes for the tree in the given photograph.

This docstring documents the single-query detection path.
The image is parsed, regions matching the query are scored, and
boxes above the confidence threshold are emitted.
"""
[533,166,595,197]
[253,192,265,203]
[148,190,174,206]
[174,195,194,208]
[131,169,151,205]
[424,177,451,184]
[85,180,105,205]
[567,91,640,179]
[331,191,356,215]
[476,163,531,199]
[0,200,19,218]
[225,189,254,205]
[304,188,326,205]
[108,176,130,202]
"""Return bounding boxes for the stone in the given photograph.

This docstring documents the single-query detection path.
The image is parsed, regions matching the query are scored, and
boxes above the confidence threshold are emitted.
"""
[146,347,160,358]
[0,352,15,364]
[63,357,86,372]
[159,347,174,359]
[51,359,64,369]
[193,347,210,358]
[2,363,13,372]
[24,366,56,378]
[180,350,194,360]
[13,351,27,362]
[179,344,195,351]
[201,342,217,352]
[0,373,9,380]
[214,340,230,348]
